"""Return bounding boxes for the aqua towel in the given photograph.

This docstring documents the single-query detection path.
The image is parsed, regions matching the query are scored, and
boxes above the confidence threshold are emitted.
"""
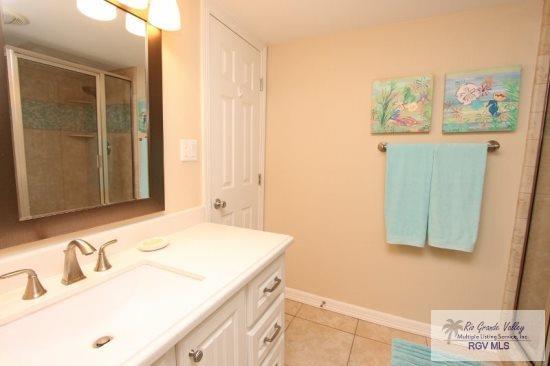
[428,143,487,252]
[385,144,435,247]
[391,339,483,365]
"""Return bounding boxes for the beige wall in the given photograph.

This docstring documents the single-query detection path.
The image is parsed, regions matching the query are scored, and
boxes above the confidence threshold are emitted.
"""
[162,0,203,212]
[265,2,543,323]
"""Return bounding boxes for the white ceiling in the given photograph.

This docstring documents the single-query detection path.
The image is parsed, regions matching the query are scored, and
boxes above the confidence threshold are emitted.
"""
[215,0,525,44]
[3,0,146,70]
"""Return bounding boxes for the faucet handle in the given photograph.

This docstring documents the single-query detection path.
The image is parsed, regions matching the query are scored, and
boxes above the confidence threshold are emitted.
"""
[94,239,118,272]
[0,269,47,300]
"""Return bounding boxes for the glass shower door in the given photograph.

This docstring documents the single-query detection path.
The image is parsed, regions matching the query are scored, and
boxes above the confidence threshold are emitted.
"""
[104,75,135,204]
[17,57,101,218]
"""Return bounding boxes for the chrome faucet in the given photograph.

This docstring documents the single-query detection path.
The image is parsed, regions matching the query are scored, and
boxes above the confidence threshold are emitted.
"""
[0,269,47,300]
[62,239,96,285]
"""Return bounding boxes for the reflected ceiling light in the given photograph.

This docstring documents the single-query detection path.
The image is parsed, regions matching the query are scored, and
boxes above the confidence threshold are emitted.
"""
[125,13,146,37]
[118,0,148,10]
[76,0,117,21]
[148,0,181,31]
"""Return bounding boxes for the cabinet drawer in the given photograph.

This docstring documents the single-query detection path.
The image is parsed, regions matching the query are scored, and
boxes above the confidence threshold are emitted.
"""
[260,334,284,366]
[247,294,284,366]
[246,255,284,327]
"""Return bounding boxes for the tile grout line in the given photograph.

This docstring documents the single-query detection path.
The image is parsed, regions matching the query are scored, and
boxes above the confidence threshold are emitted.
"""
[346,318,360,365]
[353,318,395,346]
[285,312,297,330]
[288,316,358,366]
[284,300,301,366]
[292,316,362,337]
[292,302,359,335]
[346,334,356,366]
[295,302,303,317]
[353,315,427,347]
[354,331,429,348]
[292,312,357,335]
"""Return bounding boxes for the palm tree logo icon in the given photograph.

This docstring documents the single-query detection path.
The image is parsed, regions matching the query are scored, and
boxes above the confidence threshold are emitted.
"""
[443,319,463,344]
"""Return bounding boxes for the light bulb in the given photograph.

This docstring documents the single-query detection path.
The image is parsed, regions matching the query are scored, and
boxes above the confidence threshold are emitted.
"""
[76,0,117,21]
[148,0,181,31]
[125,13,146,37]
[118,0,148,10]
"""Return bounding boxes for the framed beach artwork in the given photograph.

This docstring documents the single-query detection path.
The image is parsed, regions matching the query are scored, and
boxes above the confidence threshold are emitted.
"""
[443,66,521,133]
[371,75,433,134]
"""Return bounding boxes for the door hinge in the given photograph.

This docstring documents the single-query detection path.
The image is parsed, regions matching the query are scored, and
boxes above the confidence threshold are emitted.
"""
[258,173,262,185]
[259,78,264,92]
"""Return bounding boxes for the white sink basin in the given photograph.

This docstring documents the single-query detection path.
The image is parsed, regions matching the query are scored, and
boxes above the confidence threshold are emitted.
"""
[0,264,204,366]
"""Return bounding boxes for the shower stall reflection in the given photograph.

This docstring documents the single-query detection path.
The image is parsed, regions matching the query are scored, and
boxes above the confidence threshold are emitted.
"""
[7,48,149,220]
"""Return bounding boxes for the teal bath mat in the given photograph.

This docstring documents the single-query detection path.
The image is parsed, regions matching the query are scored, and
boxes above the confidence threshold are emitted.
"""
[391,339,483,365]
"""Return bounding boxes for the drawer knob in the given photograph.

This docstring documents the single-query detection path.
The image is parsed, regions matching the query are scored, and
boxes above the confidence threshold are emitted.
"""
[264,323,282,344]
[263,276,281,294]
[189,349,203,362]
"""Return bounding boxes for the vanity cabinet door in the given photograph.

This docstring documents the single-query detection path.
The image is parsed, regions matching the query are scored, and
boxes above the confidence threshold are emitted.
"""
[151,347,177,366]
[176,291,246,366]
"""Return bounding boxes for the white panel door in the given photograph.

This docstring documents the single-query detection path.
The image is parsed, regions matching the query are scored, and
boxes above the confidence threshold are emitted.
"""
[176,292,246,366]
[209,15,262,229]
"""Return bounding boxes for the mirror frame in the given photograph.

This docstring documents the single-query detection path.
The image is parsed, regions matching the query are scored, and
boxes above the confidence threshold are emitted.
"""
[0,19,164,249]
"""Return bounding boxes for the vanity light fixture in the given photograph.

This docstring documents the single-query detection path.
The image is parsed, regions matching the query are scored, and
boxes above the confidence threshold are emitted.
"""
[118,0,148,9]
[148,0,181,31]
[76,0,117,21]
[125,12,146,37]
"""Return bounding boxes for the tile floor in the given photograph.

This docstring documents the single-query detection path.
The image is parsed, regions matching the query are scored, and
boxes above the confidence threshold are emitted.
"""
[283,299,522,366]
[284,298,429,366]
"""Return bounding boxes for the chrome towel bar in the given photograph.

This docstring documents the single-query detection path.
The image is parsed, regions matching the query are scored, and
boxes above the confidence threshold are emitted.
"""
[377,140,501,152]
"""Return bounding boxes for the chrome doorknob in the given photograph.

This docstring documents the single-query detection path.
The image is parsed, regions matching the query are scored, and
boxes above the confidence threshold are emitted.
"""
[213,198,227,210]
[189,349,203,362]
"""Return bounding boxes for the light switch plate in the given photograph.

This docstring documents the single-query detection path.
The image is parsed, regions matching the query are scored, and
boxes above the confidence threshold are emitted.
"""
[180,139,198,161]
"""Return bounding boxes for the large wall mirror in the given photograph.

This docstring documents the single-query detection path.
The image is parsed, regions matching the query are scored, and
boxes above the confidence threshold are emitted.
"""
[0,0,164,247]
[5,0,150,219]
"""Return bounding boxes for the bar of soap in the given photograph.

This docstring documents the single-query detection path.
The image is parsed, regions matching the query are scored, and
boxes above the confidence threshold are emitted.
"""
[138,237,169,252]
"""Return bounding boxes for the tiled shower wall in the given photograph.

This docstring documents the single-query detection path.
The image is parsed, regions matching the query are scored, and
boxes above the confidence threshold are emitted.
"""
[502,1,550,309]
[20,59,101,216]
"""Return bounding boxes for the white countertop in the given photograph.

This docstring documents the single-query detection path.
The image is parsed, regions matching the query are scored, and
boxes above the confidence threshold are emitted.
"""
[0,223,293,365]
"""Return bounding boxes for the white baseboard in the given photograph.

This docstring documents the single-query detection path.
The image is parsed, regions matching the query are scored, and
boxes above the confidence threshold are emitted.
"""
[285,287,431,337]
